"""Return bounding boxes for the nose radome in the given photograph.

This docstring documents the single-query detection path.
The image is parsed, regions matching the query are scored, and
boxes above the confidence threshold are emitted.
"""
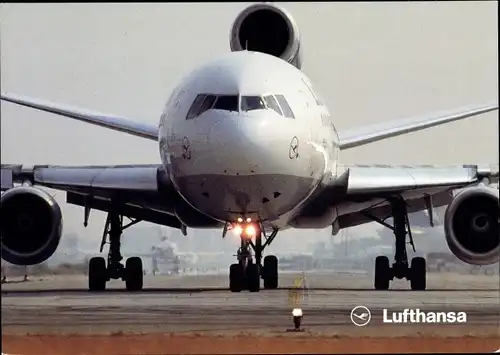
[208,112,288,175]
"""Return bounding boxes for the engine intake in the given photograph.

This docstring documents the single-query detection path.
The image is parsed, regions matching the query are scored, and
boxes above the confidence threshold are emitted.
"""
[230,3,302,69]
[1,186,63,265]
[444,186,499,265]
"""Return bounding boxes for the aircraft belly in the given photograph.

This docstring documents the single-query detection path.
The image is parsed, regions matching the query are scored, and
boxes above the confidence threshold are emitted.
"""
[175,174,316,223]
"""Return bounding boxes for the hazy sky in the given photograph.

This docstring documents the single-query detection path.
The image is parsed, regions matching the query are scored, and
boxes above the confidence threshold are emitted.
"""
[1,2,498,252]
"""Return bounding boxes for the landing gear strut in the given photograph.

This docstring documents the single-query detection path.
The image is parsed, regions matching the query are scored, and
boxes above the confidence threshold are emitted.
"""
[229,225,279,293]
[364,196,427,291]
[88,208,144,292]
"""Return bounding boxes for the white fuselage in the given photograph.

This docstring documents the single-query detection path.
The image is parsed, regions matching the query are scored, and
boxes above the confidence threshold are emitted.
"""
[159,51,340,229]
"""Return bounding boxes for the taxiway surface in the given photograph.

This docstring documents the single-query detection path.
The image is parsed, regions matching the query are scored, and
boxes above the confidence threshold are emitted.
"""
[2,272,499,337]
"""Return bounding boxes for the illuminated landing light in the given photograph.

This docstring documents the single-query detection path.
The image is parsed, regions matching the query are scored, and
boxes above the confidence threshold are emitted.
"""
[246,217,252,223]
[233,225,243,236]
[237,217,243,223]
[231,221,258,239]
[245,224,256,237]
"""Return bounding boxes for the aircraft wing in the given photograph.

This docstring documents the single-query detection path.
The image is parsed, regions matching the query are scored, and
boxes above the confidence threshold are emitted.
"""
[0,93,158,141]
[1,164,184,230]
[337,103,498,150]
[298,164,499,230]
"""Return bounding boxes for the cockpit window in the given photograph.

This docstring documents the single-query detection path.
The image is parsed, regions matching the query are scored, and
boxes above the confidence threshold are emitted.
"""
[241,96,267,112]
[199,95,217,114]
[213,95,238,112]
[263,95,283,116]
[186,94,207,120]
[275,94,295,119]
[186,93,295,119]
[186,94,236,119]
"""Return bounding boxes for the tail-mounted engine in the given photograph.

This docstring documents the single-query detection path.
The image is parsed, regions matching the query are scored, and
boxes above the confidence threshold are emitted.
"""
[230,3,302,69]
[1,186,63,265]
[444,186,499,265]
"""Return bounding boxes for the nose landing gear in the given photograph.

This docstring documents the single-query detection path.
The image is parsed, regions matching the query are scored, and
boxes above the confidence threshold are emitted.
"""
[228,225,279,293]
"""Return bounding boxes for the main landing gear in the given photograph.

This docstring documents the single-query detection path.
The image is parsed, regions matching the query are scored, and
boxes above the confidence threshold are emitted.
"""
[229,225,279,293]
[88,209,144,292]
[364,196,427,291]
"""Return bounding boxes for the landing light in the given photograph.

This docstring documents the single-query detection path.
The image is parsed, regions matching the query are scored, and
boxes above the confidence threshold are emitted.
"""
[233,225,243,236]
[231,222,257,239]
[237,217,243,223]
[246,217,252,223]
[245,225,256,237]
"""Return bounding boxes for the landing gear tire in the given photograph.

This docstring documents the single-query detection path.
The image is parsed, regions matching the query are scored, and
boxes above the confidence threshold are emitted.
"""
[367,196,429,291]
[125,257,143,291]
[229,263,244,292]
[87,207,147,291]
[227,225,279,293]
[410,257,426,291]
[263,255,279,290]
[374,256,391,290]
[88,256,107,291]
[246,264,260,292]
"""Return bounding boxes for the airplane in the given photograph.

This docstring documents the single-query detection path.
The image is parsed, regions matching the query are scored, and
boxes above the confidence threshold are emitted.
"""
[0,3,498,293]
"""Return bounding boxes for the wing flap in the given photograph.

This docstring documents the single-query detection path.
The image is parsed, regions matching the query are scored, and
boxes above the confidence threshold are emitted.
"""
[67,192,183,229]
[338,103,498,150]
[338,189,453,229]
[1,93,158,141]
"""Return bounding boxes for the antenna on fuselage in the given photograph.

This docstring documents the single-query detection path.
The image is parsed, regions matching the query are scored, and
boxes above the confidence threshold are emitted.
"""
[245,40,249,51]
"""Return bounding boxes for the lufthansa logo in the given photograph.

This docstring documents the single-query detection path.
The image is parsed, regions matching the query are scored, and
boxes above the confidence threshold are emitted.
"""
[289,136,299,159]
[350,306,371,327]
[182,136,191,160]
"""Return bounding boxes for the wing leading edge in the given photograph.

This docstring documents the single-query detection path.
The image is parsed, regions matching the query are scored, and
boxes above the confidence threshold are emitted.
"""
[294,163,498,231]
[341,164,499,196]
[337,103,498,150]
[1,164,184,230]
[326,164,498,230]
[0,93,158,141]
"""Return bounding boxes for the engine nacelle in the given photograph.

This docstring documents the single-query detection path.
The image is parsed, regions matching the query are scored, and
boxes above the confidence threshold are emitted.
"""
[444,186,499,265]
[1,186,63,265]
[230,3,302,69]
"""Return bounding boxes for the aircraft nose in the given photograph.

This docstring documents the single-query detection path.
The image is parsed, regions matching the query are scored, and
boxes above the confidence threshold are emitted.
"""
[175,111,325,222]
[208,112,287,174]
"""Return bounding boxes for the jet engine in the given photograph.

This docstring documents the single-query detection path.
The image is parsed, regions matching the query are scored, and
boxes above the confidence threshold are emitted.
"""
[1,186,63,265]
[230,3,302,69]
[444,186,499,265]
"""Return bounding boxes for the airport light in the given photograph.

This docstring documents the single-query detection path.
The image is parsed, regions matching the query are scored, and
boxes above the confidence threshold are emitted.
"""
[292,308,303,330]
